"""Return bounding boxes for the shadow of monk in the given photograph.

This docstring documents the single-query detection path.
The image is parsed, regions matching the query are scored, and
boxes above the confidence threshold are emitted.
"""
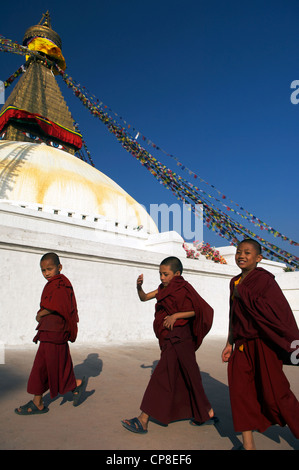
[44,353,103,407]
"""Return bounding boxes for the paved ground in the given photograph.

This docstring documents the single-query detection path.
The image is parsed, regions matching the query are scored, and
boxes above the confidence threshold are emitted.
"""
[0,337,298,453]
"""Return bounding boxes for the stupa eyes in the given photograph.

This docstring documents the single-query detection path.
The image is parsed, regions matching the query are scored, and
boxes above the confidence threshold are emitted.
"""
[21,131,65,150]
[48,140,65,150]
[24,132,42,142]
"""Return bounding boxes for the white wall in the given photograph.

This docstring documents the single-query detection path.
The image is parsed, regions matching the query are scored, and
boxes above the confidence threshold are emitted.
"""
[1,203,298,346]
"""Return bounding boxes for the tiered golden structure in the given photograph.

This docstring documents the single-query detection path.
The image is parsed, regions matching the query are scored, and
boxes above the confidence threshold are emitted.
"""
[0,12,79,154]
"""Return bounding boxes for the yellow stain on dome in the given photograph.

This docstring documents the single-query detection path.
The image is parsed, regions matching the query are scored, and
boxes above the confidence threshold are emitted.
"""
[0,141,158,233]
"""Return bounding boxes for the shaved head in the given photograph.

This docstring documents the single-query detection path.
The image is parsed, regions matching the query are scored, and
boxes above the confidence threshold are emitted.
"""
[40,252,61,266]
[160,256,183,274]
[238,238,262,255]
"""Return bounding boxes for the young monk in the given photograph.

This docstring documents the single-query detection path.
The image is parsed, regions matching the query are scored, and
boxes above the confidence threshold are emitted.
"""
[222,238,299,449]
[121,256,217,433]
[15,252,85,415]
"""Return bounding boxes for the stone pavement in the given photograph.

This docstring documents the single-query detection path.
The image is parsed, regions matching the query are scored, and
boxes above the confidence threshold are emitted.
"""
[0,337,298,452]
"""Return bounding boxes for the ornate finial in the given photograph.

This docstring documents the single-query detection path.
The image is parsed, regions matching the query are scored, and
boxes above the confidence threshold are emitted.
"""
[23,12,62,50]
[38,11,52,28]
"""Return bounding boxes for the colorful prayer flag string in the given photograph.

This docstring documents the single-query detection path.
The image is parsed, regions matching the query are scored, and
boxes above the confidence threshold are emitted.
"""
[52,65,298,267]
[45,60,298,249]
[53,62,299,249]
[1,35,298,267]
[3,64,26,88]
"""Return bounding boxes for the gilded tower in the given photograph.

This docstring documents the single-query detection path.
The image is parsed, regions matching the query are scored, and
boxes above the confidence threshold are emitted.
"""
[0,12,82,155]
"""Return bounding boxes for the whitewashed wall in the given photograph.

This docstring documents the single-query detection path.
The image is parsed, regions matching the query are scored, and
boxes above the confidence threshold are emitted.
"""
[0,203,297,346]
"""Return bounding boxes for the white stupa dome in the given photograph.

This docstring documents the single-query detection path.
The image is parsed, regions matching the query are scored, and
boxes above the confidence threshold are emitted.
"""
[0,141,158,233]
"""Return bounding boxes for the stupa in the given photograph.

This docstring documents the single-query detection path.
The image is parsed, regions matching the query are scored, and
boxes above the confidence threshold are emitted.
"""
[0,12,158,232]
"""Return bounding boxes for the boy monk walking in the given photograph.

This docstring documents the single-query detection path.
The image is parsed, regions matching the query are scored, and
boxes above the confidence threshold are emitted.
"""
[122,256,217,433]
[222,238,299,449]
[15,252,85,415]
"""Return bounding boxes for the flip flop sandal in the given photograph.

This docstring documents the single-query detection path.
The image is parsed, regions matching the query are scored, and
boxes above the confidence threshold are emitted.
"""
[73,376,86,407]
[121,417,148,434]
[190,416,219,426]
[14,400,49,415]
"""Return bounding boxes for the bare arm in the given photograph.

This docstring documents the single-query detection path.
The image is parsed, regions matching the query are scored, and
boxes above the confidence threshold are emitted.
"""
[136,274,158,302]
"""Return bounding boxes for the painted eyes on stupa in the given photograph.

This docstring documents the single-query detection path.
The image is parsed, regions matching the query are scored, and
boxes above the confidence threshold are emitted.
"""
[22,131,66,150]
[23,132,43,142]
[47,140,65,150]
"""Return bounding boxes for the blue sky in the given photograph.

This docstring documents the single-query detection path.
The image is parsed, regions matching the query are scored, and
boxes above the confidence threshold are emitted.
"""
[1,0,299,262]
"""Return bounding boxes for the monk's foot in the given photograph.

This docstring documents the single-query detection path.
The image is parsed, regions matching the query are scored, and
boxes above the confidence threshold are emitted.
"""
[190,410,219,426]
[16,404,44,413]
[137,414,148,431]
[73,377,85,395]
[15,400,48,415]
[121,416,148,434]
[73,376,86,406]
[121,416,148,431]
[16,405,41,413]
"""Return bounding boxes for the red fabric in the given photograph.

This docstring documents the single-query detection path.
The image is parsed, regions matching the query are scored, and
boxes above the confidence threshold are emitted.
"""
[0,106,82,149]
[228,267,299,436]
[141,324,212,424]
[35,274,79,343]
[27,341,77,399]
[154,275,214,350]
[228,338,299,437]
[230,267,299,364]
[140,276,214,425]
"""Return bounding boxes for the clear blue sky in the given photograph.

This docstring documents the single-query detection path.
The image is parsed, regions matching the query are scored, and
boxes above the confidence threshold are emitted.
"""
[1,0,299,261]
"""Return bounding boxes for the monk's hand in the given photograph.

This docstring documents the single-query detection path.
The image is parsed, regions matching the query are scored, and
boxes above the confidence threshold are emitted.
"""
[35,308,51,322]
[221,344,233,363]
[137,274,143,290]
[163,315,176,330]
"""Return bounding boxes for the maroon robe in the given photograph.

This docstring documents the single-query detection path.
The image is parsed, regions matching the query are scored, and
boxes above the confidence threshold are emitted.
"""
[141,275,214,425]
[34,273,79,344]
[27,274,78,398]
[228,267,299,437]
[153,275,213,351]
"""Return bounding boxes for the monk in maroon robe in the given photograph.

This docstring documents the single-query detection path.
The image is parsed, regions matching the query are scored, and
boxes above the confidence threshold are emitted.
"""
[222,239,299,450]
[15,253,84,415]
[122,256,216,434]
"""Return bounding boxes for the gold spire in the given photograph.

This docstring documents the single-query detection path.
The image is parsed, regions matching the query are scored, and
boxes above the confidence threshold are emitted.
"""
[0,13,81,154]
[38,11,51,28]
[23,11,62,50]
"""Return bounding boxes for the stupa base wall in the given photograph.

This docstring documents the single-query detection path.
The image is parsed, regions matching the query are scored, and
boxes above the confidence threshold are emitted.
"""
[1,202,298,347]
